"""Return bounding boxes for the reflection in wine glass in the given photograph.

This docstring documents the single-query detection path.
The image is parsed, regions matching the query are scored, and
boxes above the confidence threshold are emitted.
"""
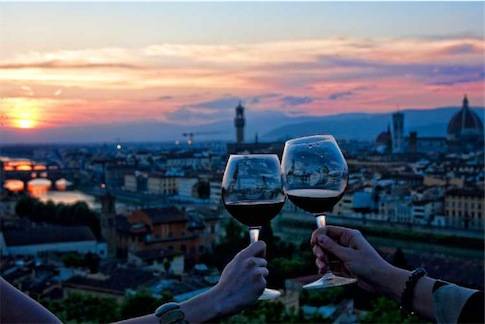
[282,135,357,289]
[222,154,286,300]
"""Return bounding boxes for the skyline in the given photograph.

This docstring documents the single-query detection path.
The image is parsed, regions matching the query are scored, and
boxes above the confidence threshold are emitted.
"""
[0,2,484,141]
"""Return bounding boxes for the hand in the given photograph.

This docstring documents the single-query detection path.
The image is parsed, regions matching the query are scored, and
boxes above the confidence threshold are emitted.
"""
[311,226,393,293]
[210,241,268,317]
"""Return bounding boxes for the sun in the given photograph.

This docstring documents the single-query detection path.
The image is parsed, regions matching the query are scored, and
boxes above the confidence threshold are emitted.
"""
[2,98,40,129]
[16,118,36,129]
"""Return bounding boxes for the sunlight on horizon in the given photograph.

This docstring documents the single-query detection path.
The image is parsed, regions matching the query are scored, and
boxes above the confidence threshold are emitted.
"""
[3,98,41,129]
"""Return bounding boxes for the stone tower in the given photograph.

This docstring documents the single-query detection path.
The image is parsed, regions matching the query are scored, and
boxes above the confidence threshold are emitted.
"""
[234,102,245,144]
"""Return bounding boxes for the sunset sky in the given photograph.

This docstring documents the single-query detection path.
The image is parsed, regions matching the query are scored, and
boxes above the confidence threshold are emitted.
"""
[0,2,483,139]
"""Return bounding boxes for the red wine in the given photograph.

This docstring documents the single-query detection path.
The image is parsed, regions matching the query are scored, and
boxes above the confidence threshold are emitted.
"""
[287,189,343,214]
[224,200,285,227]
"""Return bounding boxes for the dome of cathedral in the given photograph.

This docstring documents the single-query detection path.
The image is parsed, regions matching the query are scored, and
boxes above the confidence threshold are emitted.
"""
[447,96,483,141]
[376,129,391,145]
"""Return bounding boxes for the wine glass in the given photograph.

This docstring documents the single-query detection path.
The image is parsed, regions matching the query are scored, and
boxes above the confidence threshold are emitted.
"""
[281,135,357,289]
[222,154,286,300]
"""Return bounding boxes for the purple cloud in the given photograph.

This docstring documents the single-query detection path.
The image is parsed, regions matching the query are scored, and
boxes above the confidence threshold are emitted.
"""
[328,91,354,100]
[282,96,314,106]
[440,43,482,55]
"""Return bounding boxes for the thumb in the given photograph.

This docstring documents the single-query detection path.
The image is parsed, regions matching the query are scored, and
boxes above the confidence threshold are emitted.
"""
[318,235,353,261]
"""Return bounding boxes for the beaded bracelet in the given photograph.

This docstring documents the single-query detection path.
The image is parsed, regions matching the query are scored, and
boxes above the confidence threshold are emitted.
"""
[400,267,427,315]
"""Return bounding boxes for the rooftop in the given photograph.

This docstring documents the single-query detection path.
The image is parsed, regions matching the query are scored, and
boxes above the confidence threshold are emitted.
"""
[2,225,96,247]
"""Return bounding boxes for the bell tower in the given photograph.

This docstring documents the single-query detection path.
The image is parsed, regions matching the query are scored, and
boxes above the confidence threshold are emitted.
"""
[234,102,245,144]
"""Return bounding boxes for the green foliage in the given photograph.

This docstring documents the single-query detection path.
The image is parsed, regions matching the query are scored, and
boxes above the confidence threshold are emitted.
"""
[61,252,84,268]
[222,301,327,324]
[391,248,409,270]
[196,181,211,199]
[61,252,100,272]
[200,219,247,271]
[300,287,346,306]
[277,218,483,249]
[120,290,172,319]
[44,290,174,323]
[15,196,101,239]
[361,297,428,324]
[46,293,119,323]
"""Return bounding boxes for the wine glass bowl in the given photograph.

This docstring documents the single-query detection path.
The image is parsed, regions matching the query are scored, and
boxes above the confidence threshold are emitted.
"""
[281,135,356,289]
[282,135,348,199]
[221,154,286,300]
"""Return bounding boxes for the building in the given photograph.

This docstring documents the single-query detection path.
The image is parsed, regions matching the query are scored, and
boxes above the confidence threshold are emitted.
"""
[127,248,184,275]
[64,267,156,301]
[175,177,199,200]
[444,188,484,230]
[391,111,404,153]
[166,153,211,170]
[234,102,245,144]
[376,96,483,155]
[147,175,177,195]
[114,206,215,264]
[123,172,148,192]
[375,126,392,154]
[0,225,106,257]
[412,199,443,225]
[209,180,221,204]
[99,192,117,257]
[447,95,484,152]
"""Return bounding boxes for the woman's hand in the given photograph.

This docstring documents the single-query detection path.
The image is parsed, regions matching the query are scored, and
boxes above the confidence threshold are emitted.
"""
[311,225,394,293]
[211,240,268,316]
[180,241,268,322]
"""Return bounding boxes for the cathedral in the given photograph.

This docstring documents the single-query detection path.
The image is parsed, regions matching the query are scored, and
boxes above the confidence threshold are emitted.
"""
[376,96,484,154]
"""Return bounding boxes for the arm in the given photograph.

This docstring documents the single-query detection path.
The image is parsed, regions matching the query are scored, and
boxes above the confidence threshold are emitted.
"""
[119,241,269,323]
[0,276,62,324]
[311,226,436,320]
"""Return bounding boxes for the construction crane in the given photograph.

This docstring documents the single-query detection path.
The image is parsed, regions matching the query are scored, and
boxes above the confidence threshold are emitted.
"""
[182,131,224,145]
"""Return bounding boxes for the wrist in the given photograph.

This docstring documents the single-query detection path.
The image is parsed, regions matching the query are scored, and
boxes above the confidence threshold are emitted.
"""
[206,285,226,319]
[179,285,225,323]
[374,263,410,300]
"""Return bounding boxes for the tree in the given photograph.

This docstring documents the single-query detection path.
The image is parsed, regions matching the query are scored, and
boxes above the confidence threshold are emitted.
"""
[391,248,409,270]
[15,195,36,218]
[14,196,102,239]
[46,293,119,323]
[120,291,172,319]
[196,181,211,199]
[361,297,425,324]
[84,252,100,273]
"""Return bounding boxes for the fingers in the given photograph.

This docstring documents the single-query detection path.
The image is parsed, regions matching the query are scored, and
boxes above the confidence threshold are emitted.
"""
[310,227,327,246]
[312,226,366,250]
[312,244,326,260]
[254,267,269,278]
[315,258,327,274]
[239,241,266,258]
[245,257,267,269]
[317,234,353,262]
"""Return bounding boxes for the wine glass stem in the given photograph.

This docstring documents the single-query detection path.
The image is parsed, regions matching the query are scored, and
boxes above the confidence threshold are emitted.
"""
[249,227,261,244]
[315,213,334,278]
[315,214,326,228]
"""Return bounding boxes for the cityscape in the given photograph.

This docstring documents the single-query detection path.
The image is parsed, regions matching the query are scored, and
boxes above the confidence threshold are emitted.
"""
[0,2,484,323]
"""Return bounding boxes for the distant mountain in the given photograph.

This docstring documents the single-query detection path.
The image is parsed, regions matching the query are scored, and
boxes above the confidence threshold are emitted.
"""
[1,110,312,144]
[2,106,483,144]
[263,107,485,141]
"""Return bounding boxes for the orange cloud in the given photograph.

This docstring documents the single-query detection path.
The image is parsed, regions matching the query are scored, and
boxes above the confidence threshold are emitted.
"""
[0,36,483,128]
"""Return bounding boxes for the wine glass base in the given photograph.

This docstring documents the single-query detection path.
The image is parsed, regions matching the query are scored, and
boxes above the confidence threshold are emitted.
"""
[303,273,357,289]
[258,288,281,300]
